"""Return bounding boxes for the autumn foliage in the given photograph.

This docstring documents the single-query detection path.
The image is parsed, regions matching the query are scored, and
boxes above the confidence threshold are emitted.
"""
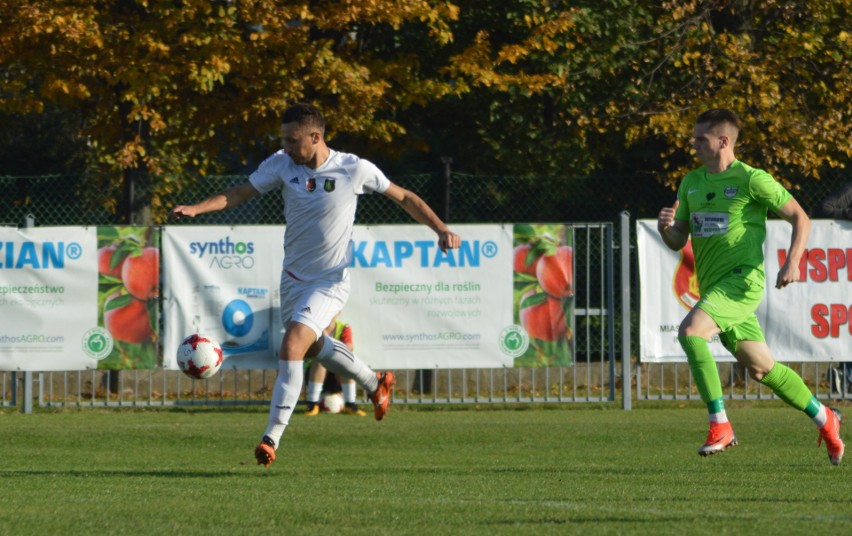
[0,0,849,216]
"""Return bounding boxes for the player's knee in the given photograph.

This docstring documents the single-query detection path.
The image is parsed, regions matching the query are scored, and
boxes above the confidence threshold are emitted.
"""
[678,323,704,338]
[750,367,773,382]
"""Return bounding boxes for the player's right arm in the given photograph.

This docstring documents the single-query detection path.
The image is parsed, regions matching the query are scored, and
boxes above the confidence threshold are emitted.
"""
[170,182,260,219]
[657,200,689,251]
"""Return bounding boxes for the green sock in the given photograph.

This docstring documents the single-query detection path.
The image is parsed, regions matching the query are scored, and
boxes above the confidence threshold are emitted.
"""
[803,396,823,420]
[679,335,723,408]
[758,363,813,411]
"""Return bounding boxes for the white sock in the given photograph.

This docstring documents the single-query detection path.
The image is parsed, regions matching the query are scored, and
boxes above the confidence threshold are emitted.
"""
[307,381,323,403]
[812,405,828,428]
[315,334,379,393]
[263,360,304,449]
[709,411,728,424]
[341,382,357,404]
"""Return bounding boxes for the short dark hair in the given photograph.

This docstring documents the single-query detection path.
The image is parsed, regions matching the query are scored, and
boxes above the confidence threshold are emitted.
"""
[696,108,740,132]
[282,103,325,132]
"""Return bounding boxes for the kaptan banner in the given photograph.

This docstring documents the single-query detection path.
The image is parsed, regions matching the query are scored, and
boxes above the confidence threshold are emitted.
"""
[638,219,852,363]
[344,224,514,369]
[0,226,100,371]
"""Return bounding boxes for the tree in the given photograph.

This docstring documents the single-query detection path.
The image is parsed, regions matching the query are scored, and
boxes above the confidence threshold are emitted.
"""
[1,0,848,221]
[0,0,459,220]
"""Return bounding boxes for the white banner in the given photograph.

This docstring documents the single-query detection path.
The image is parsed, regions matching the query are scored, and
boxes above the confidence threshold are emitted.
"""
[162,226,282,371]
[0,226,100,370]
[638,219,852,362]
[345,224,514,369]
[162,224,518,370]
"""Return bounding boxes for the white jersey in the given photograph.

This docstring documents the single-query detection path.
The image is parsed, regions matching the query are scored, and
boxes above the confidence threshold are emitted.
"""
[249,149,391,281]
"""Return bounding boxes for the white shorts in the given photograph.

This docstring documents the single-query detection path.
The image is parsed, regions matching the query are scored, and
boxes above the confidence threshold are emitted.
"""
[279,269,350,340]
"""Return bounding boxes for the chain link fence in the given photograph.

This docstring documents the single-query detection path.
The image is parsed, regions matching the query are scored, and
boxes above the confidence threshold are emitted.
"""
[2,169,849,407]
[2,168,848,228]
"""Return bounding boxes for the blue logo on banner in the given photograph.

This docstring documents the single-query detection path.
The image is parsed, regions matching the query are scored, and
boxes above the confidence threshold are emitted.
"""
[222,299,254,337]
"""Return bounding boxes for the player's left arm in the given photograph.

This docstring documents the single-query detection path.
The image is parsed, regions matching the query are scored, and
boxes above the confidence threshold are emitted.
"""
[381,182,461,252]
[774,197,811,289]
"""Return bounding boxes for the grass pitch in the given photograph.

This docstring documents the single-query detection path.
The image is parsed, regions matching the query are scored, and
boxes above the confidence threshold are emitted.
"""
[1,403,849,535]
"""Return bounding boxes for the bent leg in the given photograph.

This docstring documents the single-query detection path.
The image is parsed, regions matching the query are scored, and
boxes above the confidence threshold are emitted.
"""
[737,340,820,415]
[311,334,379,393]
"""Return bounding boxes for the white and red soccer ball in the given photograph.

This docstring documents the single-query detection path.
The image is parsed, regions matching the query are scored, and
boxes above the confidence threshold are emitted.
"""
[321,392,345,414]
[176,334,224,380]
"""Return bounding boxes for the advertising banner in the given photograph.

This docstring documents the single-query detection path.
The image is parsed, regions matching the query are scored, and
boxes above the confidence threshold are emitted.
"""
[638,219,851,362]
[0,226,160,371]
[162,226,282,371]
[162,224,575,371]
[345,224,514,369]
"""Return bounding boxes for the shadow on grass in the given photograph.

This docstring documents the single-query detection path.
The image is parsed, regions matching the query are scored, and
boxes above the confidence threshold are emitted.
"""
[0,469,269,478]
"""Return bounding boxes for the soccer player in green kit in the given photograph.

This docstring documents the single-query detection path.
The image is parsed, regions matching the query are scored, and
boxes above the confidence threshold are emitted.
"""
[657,108,845,464]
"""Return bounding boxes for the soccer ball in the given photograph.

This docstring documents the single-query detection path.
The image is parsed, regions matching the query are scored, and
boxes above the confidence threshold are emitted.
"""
[321,392,345,414]
[176,334,224,380]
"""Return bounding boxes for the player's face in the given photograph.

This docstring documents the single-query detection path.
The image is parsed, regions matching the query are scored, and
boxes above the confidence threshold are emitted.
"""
[280,123,320,165]
[692,123,727,166]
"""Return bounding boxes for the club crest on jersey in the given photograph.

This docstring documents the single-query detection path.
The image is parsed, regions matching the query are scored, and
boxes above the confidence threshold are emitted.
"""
[306,178,316,192]
[724,186,737,198]
[706,192,715,201]
[323,178,336,192]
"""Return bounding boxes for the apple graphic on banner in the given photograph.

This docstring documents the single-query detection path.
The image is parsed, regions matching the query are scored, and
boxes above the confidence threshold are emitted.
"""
[121,247,159,300]
[519,290,568,341]
[103,292,154,344]
[536,245,573,298]
[513,243,541,275]
[97,245,126,277]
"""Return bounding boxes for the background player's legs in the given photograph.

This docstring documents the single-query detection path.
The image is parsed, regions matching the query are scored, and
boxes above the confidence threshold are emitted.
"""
[304,361,327,415]
[340,378,365,416]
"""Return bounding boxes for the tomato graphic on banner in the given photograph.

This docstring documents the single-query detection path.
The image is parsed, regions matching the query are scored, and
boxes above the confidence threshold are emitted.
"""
[673,240,700,309]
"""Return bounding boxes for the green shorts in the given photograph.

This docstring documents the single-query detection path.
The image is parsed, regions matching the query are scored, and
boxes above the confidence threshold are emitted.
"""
[696,275,765,355]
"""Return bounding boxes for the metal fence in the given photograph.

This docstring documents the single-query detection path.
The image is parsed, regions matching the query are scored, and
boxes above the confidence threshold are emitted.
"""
[2,171,850,410]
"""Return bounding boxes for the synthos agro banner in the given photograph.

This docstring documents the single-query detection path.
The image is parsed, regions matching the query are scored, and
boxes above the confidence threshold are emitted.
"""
[0,226,159,371]
[162,226,282,371]
[638,219,851,362]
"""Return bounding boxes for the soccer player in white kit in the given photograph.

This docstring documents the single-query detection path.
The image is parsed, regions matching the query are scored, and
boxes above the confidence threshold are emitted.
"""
[170,103,461,467]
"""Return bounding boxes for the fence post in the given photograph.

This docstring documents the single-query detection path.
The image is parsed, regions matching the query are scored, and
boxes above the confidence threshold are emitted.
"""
[22,213,36,413]
[620,211,632,410]
[440,156,452,221]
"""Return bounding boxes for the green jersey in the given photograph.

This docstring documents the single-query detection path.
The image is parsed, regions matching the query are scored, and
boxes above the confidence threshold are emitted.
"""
[674,160,791,293]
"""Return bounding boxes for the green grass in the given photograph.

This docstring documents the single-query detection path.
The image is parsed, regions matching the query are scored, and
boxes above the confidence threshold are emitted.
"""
[1,404,849,535]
